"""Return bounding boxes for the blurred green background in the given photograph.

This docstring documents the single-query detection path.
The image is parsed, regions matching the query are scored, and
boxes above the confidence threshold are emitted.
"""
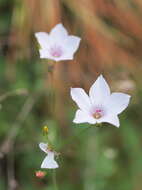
[0,0,142,190]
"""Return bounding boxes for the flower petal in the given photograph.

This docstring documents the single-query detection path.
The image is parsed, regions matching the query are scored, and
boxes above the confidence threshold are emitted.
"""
[73,109,96,124]
[71,88,92,112]
[50,23,68,41]
[39,49,51,59]
[106,93,131,114]
[35,32,49,49]
[41,152,59,169]
[39,142,48,153]
[64,35,81,55]
[55,54,73,61]
[98,115,120,128]
[89,75,110,105]
[39,49,73,61]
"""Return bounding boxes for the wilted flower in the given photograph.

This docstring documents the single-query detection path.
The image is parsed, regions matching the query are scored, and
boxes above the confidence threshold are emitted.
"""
[35,170,46,178]
[35,23,81,61]
[71,75,131,127]
[39,142,59,169]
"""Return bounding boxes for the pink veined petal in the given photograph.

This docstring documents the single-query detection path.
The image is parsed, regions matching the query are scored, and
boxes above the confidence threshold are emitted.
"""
[64,35,81,55]
[39,49,53,59]
[71,88,92,112]
[35,32,49,49]
[56,36,81,60]
[39,48,72,61]
[89,75,111,106]
[39,143,48,153]
[49,47,73,61]
[73,109,96,124]
[98,114,120,128]
[106,92,131,115]
[39,46,64,61]
[50,23,68,41]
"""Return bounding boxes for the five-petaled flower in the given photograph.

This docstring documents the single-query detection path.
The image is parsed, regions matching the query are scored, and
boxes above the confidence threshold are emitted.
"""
[35,23,81,61]
[39,142,59,169]
[71,75,131,127]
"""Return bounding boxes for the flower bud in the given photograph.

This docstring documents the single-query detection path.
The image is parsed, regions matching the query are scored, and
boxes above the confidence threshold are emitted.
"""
[43,126,49,135]
[35,171,46,178]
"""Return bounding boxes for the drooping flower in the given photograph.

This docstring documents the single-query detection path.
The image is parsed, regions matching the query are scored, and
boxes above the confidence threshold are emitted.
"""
[39,142,59,169]
[71,75,131,127]
[35,23,81,61]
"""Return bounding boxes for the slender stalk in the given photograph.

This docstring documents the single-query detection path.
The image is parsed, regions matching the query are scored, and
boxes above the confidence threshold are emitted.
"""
[52,170,58,190]
[0,89,28,102]
[59,126,90,150]
[47,61,55,115]
[44,134,53,148]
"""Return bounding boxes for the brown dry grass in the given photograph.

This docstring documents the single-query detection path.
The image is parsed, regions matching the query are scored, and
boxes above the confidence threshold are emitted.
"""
[5,0,142,119]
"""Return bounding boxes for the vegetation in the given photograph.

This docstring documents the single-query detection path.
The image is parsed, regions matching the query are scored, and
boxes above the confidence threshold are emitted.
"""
[0,0,142,190]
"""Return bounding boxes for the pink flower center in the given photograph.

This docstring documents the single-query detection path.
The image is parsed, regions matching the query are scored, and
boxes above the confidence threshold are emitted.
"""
[49,45,63,57]
[93,108,104,119]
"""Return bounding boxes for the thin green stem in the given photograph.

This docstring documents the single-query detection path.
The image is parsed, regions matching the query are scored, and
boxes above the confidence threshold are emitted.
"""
[52,170,59,190]
[59,126,90,150]
[43,134,53,148]
[0,89,28,102]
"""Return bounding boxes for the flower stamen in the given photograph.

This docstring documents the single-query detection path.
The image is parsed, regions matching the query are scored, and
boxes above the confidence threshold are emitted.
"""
[93,112,102,119]
[93,109,103,119]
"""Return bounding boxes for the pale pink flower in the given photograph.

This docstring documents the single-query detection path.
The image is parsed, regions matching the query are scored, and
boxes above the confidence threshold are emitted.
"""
[35,23,81,61]
[71,75,131,127]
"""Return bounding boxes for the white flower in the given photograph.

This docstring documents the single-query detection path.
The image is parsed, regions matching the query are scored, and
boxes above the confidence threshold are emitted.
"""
[71,75,131,128]
[35,23,81,61]
[39,142,59,169]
